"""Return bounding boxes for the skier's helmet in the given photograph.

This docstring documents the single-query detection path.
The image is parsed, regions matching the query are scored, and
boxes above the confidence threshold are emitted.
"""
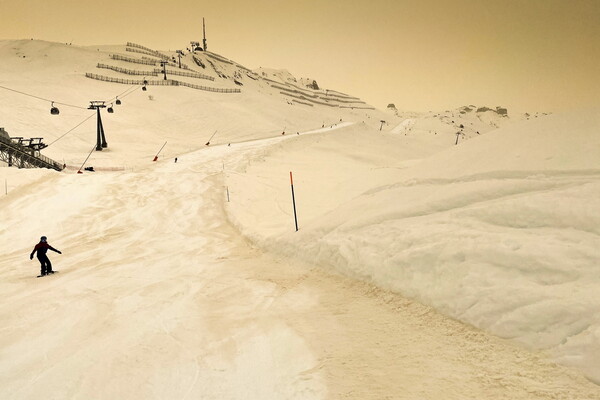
[40,236,47,242]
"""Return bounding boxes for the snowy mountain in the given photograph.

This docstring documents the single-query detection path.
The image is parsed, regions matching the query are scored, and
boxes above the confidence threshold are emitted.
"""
[0,39,381,168]
[1,39,599,398]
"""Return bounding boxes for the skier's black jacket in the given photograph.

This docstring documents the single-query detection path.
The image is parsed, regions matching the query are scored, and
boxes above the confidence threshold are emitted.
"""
[30,242,61,258]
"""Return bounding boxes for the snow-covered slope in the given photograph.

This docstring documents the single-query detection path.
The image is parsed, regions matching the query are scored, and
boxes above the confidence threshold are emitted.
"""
[0,39,383,169]
[225,109,600,382]
[2,39,600,396]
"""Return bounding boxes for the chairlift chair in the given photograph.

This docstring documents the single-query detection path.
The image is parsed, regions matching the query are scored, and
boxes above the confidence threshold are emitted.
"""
[50,102,60,115]
[107,104,114,113]
[115,97,122,105]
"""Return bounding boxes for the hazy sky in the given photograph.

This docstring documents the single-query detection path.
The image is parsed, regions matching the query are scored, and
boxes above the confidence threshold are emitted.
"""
[1,0,599,112]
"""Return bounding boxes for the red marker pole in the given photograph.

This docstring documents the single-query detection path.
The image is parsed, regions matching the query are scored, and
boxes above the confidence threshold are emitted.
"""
[77,144,96,174]
[290,171,298,232]
[153,141,167,161]
[205,130,218,146]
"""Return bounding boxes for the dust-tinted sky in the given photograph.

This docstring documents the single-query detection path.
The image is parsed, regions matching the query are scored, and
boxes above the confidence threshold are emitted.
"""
[1,0,599,112]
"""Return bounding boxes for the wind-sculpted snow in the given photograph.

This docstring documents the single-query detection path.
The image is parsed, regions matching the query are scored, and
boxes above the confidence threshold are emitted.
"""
[226,110,600,383]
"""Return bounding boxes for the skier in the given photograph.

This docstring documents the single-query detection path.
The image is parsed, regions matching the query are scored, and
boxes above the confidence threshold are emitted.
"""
[30,236,62,276]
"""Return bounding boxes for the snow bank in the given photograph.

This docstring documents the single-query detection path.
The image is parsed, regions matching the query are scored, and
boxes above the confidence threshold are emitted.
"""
[226,110,600,382]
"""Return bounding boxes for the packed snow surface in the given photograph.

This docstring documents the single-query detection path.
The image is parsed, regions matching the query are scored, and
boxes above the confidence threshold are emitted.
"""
[1,40,600,398]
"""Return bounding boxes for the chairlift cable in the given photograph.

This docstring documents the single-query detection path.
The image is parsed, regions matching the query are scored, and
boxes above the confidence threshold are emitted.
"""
[0,84,87,109]
[104,84,138,103]
[119,85,142,100]
[115,85,138,98]
[46,112,96,147]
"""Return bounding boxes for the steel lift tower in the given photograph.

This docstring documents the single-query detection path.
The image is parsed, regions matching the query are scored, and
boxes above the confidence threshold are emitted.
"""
[88,101,108,151]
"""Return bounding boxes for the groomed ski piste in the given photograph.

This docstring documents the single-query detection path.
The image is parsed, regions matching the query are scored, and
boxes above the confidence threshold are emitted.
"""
[1,39,599,399]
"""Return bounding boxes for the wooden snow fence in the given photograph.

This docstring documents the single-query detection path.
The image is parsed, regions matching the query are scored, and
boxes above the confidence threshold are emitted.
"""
[317,95,367,105]
[110,54,157,65]
[85,73,241,93]
[126,42,171,60]
[339,105,376,110]
[126,47,170,60]
[280,91,337,107]
[97,63,157,76]
[292,99,314,107]
[153,68,214,81]
[180,81,240,93]
[270,84,319,99]
[204,51,234,65]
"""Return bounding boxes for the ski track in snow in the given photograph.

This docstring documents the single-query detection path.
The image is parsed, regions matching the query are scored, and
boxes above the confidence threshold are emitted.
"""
[1,123,600,399]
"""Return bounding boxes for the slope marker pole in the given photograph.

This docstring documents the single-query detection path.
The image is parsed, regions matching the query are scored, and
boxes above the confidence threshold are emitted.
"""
[153,141,167,161]
[205,130,218,146]
[77,144,97,174]
[290,171,298,232]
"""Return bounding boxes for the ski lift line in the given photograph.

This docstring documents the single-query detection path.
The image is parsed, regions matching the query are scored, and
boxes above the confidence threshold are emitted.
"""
[0,82,140,113]
[104,87,134,103]
[118,85,142,100]
[0,84,88,110]
[105,84,139,103]
[46,112,97,147]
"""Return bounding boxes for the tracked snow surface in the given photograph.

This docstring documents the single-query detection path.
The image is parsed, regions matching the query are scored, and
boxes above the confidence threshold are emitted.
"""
[1,40,599,399]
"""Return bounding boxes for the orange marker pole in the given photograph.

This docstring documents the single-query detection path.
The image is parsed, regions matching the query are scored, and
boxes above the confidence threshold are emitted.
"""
[290,171,298,232]
[205,130,218,146]
[153,141,167,161]
[77,144,96,174]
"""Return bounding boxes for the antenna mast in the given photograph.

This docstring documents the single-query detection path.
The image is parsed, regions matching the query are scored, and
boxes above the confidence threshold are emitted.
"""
[203,18,207,51]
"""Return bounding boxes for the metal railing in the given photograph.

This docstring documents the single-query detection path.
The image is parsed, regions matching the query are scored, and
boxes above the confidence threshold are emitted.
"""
[0,135,63,171]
